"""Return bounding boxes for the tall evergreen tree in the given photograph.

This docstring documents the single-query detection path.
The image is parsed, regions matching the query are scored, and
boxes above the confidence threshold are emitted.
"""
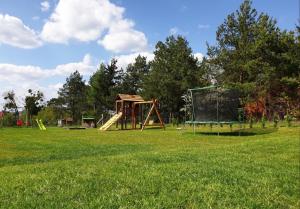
[207,0,300,118]
[58,70,87,122]
[89,59,122,114]
[144,35,206,118]
[120,55,150,95]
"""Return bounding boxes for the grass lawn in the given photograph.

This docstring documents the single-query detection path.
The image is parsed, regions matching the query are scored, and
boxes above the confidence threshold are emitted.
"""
[0,125,299,208]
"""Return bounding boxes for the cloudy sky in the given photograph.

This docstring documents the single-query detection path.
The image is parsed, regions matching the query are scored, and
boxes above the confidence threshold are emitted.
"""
[0,0,298,107]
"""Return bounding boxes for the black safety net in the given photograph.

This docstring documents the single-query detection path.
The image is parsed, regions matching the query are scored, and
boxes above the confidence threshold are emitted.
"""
[191,87,241,122]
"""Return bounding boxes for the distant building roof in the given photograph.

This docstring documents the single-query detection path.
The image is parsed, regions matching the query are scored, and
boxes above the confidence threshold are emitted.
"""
[82,117,95,120]
[58,118,73,122]
[116,94,144,102]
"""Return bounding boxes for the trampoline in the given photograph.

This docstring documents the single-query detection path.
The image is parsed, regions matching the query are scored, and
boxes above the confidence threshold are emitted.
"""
[185,86,244,133]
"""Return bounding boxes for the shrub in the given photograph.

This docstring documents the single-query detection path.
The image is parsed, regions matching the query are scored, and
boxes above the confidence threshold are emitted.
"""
[273,113,279,128]
[261,115,266,128]
[2,113,16,127]
[285,114,292,127]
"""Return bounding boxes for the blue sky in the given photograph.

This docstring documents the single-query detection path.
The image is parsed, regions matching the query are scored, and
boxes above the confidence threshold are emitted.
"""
[0,0,298,106]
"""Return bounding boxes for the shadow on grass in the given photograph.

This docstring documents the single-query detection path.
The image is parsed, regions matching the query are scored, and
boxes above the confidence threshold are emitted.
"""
[0,144,152,168]
[193,128,278,136]
[106,126,164,131]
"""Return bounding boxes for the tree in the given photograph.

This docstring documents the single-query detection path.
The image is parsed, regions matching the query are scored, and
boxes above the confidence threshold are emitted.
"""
[207,0,300,119]
[47,97,68,120]
[37,106,58,125]
[144,35,207,119]
[24,89,44,125]
[3,90,18,113]
[120,55,150,95]
[2,90,18,125]
[58,70,87,123]
[89,59,122,115]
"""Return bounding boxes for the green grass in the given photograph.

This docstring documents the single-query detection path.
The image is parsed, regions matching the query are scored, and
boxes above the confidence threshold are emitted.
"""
[0,125,299,208]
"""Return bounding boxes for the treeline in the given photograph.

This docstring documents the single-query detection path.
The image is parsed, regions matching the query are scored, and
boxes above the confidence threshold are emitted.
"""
[1,0,299,126]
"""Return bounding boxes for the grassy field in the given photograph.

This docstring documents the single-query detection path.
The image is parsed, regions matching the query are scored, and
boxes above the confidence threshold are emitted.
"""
[0,125,299,208]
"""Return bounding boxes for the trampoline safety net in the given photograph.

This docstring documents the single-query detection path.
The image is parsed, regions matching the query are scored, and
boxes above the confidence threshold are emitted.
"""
[189,86,241,123]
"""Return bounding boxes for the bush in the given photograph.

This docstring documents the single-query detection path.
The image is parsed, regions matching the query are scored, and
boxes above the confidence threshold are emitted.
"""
[249,117,253,128]
[261,115,266,128]
[285,114,292,127]
[37,107,58,126]
[2,113,16,127]
[273,113,279,128]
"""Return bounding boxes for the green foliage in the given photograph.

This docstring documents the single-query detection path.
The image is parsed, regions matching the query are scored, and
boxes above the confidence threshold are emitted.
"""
[1,112,15,126]
[46,97,68,119]
[37,106,58,125]
[144,36,208,116]
[261,115,266,128]
[249,117,253,128]
[207,0,300,116]
[285,114,292,127]
[89,59,122,115]
[273,113,279,128]
[2,90,18,113]
[25,89,44,121]
[58,71,87,123]
[120,55,150,95]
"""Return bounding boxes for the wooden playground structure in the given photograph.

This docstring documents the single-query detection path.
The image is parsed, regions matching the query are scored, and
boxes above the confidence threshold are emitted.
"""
[99,94,165,131]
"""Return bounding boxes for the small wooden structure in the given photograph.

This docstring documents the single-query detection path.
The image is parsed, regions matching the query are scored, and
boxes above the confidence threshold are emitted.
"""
[58,117,73,127]
[115,94,164,130]
[81,116,96,128]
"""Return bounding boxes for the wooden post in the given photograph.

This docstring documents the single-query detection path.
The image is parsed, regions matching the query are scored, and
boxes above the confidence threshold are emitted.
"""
[116,101,118,128]
[132,102,136,129]
[141,102,155,131]
[153,99,165,129]
[121,101,124,130]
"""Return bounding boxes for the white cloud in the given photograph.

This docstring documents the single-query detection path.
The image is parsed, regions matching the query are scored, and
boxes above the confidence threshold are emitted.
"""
[169,26,189,36]
[0,54,94,81]
[113,51,154,69]
[0,54,95,108]
[198,24,210,29]
[0,14,42,49]
[41,1,50,12]
[180,5,188,12]
[99,19,147,53]
[169,27,179,35]
[194,52,204,62]
[40,0,147,53]
[32,16,40,21]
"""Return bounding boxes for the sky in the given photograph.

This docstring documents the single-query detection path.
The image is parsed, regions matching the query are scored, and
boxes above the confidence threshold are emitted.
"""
[0,0,298,108]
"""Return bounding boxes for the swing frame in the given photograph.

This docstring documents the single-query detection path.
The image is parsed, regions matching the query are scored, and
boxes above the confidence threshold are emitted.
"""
[115,94,165,131]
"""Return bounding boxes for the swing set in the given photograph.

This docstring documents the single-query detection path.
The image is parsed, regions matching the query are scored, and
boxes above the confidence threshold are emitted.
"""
[99,94,165,131]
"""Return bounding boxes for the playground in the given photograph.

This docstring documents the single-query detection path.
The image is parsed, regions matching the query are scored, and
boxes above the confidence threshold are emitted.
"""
[0,124,299,208]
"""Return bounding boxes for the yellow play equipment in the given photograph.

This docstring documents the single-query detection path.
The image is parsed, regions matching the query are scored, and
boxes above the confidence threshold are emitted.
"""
[99,112,123,131]
[36,119,46,130]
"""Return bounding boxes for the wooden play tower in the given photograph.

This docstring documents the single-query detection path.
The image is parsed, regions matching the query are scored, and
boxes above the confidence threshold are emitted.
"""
[99,94,165,131]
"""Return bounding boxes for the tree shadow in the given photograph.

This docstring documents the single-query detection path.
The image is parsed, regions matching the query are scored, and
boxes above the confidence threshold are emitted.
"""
[195,128,278,136]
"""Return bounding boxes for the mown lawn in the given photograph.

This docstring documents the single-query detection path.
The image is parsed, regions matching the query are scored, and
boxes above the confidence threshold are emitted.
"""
[0,125,299,208]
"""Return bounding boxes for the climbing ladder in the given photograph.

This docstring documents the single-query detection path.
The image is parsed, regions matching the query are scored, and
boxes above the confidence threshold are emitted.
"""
[99,112,123,131]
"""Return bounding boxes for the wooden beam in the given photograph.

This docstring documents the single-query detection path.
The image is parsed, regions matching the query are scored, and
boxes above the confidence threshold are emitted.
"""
[153,99,165,129]
[133,101,154,105]
[141,103,155,131]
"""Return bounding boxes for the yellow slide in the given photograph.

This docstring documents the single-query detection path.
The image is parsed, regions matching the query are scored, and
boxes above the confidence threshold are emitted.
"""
[99,112,123,131]
[36,119,46,130]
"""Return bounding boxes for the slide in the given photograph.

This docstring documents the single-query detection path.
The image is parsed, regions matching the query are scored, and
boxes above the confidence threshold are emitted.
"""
[99,112,123,131]
[36,119,46,130]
